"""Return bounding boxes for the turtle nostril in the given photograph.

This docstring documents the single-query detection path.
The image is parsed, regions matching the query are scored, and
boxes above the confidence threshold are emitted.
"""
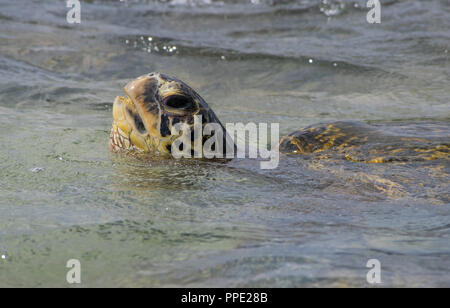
[134,114,147,134]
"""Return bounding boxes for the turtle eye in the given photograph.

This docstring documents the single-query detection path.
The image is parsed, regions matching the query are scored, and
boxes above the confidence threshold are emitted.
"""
[163,95,193,109]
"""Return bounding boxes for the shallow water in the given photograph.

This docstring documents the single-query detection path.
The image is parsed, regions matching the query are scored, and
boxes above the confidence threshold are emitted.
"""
[0,0,449,287]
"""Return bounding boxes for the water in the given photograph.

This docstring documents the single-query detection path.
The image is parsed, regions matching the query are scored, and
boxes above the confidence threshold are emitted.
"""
[0,0,449,287]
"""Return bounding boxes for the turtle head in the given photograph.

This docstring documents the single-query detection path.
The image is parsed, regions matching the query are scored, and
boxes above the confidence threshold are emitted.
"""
[110,72,230,156]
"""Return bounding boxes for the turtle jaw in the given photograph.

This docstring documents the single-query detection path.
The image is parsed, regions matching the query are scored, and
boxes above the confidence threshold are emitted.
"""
[110,95,149,153]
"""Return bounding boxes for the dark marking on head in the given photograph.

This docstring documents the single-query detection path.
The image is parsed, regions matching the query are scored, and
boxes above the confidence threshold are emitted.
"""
[134,113,147,134]
[201,112,209,124]
[172,117,181,126]
[135,78,159,113]
[190,130,196,144]
[160,114,171,137]
[142,79,158,102]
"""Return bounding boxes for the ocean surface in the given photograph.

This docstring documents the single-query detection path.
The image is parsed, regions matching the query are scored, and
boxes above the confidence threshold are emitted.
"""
[0,0,449,287]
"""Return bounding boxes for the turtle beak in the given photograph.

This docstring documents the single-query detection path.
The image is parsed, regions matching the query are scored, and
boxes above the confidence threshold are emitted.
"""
[112,96,126,124]
[111,95,149,152]
[110,96,131,151]
[112,95,134,136]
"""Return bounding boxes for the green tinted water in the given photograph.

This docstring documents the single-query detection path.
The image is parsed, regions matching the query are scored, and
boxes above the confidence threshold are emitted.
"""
[0,0,449,287]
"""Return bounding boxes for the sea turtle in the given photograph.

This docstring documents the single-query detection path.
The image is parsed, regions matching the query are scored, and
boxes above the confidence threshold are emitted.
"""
[110,73,449,163]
